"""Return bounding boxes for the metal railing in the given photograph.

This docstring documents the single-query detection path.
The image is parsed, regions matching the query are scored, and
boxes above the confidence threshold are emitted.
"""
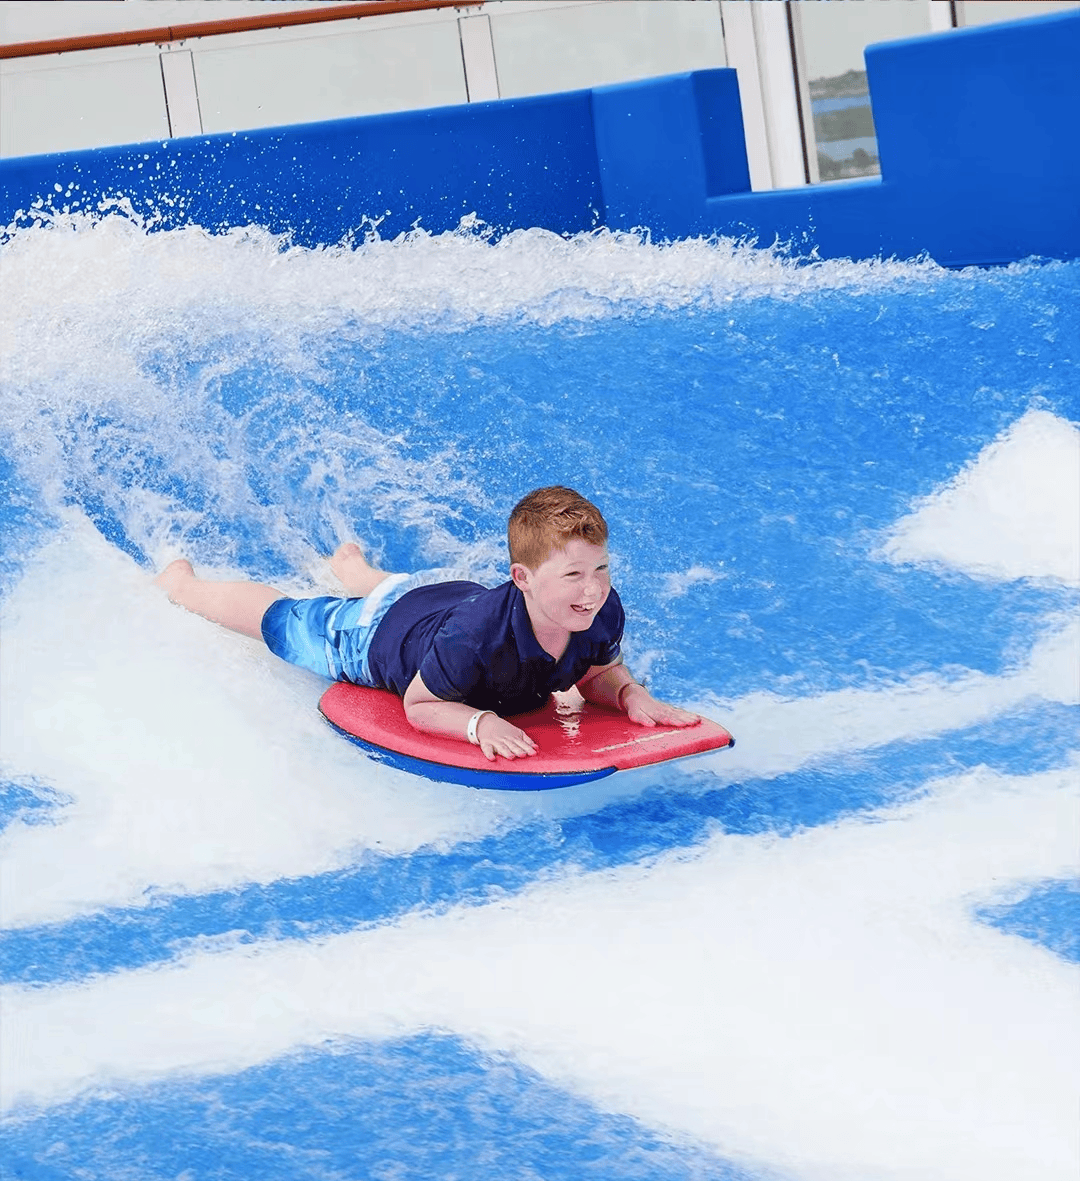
[0,0,482,60]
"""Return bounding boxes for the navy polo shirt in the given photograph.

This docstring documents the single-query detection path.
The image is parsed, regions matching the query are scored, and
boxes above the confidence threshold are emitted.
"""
[366,580,624,715]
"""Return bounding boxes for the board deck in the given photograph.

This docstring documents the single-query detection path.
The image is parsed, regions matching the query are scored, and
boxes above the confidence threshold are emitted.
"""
[319,683,734,790]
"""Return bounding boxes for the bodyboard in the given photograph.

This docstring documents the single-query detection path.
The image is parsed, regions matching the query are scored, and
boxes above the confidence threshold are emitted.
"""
[318,683,734,790]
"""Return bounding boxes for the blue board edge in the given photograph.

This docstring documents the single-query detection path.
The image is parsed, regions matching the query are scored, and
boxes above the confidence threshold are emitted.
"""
[320,716,619,791]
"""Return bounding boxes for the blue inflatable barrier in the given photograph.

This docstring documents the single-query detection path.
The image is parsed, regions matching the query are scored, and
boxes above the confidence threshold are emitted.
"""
[1,9,1078,265]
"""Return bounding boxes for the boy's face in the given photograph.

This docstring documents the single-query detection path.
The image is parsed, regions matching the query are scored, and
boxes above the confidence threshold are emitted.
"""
[512,538,611,636]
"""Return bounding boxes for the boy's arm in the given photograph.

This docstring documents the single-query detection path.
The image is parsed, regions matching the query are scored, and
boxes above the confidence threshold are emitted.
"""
[577,660,700,728]
[403,671,538,762]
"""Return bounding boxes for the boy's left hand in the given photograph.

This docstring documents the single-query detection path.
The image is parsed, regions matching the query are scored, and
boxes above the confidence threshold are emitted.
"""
[622,685,700,729]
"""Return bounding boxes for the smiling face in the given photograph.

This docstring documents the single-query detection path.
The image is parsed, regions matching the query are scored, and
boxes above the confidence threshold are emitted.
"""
[511,538,612,645]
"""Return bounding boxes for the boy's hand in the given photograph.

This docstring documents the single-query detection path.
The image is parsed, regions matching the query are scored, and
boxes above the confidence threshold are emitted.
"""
[475,713,538,762]
[622,685,700,729]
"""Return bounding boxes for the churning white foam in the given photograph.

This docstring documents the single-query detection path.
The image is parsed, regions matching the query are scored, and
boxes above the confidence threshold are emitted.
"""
[658,563,728,600]
[0,209,952,360]
[3,512,1074,930]
[2,215,1077,1181]
[5,764,1077,1181]
[685,612,1078,786]
[0,211,963,583]
[883,408,1080,585]
[0,515,519,929]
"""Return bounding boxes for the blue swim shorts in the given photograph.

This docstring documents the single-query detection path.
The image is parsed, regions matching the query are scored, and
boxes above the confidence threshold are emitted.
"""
[261,569,447,685]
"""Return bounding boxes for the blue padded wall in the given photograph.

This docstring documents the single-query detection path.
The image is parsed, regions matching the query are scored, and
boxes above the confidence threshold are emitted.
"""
[592,69,751,236]
[699,7,1080,265]
[1,9,1077,264]
[0,89,607,244]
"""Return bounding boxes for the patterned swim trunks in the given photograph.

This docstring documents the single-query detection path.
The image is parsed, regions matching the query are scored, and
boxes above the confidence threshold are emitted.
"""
[260,569,447,684]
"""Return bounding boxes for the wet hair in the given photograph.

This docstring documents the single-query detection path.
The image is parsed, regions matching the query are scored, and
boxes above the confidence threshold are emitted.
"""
[508,486,609,569]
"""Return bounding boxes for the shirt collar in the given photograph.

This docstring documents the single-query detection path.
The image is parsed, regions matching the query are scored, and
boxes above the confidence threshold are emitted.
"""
[509,583,596,678]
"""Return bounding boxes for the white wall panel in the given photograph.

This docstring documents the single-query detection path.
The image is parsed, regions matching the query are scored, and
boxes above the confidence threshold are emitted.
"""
[751,0,807,189]
[160,49,202,139]
[459,13,500,103]
[489,0,726,99]
[958,0,1080,27]
[0,47,169,158]
[928,1,957,34]
[193,20,467,134]
[719,0,773,191]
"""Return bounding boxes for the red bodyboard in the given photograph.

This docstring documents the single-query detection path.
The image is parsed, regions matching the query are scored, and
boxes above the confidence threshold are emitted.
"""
[319,683,734,790]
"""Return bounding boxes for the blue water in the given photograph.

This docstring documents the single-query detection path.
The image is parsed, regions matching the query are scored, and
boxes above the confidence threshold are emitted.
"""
[3,698,1077,990]
[1,220,1077,1180]
[811,96,871,114]
[2,1033,764,1181]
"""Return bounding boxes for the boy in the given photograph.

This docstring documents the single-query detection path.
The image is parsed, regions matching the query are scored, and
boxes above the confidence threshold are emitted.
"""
[156,486,699,762]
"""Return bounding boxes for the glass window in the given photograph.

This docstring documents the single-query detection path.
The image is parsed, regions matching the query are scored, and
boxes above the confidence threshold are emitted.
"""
[797,0,933,182]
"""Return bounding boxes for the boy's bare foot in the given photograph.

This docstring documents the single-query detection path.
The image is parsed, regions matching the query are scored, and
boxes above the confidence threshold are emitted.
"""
[330,542,391,598]
[154,558,195,601]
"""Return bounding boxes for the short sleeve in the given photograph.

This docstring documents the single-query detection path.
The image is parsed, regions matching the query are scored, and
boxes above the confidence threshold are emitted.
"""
[596,637,621,666]
[593,590,624,666]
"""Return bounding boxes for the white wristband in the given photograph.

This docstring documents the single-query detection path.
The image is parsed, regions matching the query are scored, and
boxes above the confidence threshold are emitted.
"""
[466,709,495,745]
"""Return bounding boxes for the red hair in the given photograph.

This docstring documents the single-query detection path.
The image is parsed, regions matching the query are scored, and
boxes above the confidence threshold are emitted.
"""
[507,486,608,569]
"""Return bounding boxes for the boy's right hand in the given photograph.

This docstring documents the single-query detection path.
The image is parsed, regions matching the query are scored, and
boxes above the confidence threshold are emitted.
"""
[476,714,538,762]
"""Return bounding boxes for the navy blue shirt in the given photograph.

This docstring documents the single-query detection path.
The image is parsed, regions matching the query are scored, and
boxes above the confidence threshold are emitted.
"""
[366,581,624,715]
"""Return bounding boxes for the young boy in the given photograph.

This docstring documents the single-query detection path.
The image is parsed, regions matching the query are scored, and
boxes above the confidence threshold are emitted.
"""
[156,485,699,762]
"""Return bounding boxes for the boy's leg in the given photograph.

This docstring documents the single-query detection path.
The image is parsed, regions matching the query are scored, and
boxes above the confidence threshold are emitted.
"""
[155,560,283,641]
[329,542,394,598]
